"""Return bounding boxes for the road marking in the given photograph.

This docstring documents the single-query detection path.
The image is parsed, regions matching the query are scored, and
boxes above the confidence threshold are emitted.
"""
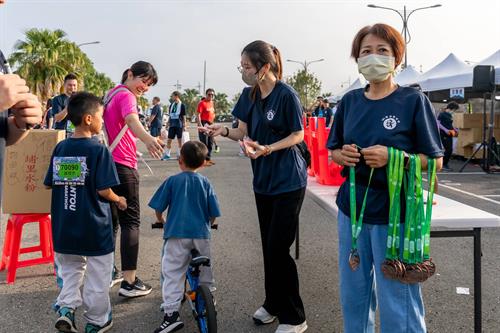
[483,195,500,198]
[437,172,486,175]
[424,178,500,206]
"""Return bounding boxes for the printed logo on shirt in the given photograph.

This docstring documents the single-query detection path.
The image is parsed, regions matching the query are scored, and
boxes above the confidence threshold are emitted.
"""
[382,115,400,130]
[266,109,276,121]
[64,185,77,212]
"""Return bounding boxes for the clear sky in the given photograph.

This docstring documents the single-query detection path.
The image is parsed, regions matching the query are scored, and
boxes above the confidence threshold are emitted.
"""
[1,0,499,103]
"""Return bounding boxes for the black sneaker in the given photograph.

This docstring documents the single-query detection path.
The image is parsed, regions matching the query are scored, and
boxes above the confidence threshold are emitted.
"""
[55,307,78,333]
[154,312,184,333]
[118,277,152,298]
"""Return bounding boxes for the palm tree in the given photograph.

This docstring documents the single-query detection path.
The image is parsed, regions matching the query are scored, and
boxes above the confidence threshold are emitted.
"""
[181,88,201,118]
[8,28,92,102]
[84,70,115,98]
[214,92,231,115]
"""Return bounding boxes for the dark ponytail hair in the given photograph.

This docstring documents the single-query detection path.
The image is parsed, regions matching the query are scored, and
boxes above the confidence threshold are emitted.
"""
[241,40,283,100]
[120,61,158,85]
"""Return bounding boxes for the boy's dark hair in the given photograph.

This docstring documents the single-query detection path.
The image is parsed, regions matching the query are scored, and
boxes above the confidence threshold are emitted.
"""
[64,73,78,82]
[206,88,215,95]
[67,92,103,126]
[172,91,181,97]
[180,141,208,169]
[446,101,460,110]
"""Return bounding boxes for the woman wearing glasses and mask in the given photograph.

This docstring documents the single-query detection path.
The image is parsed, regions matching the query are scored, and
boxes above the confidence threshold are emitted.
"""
[206,40,308,333]
[327,24,443,333]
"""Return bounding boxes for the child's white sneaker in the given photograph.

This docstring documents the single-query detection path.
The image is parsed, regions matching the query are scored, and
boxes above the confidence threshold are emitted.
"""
[252,306,277,325]
[275,321,308,333]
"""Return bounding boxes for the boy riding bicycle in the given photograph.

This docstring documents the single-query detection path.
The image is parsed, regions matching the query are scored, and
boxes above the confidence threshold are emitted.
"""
[149,140,221,333]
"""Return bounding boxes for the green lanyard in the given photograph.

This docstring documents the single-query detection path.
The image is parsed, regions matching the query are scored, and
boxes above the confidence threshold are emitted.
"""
[385,148,437,264]
[348,163,374,270]
[385,147,404,260]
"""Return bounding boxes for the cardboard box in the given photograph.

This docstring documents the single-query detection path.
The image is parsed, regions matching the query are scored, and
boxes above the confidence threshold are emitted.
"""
[2,130,65,214]
[458,128,483,147]
[455,145,485,159]
[453,112,500,129]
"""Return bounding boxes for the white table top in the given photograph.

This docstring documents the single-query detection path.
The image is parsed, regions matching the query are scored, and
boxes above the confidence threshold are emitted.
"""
[307,177,500,229]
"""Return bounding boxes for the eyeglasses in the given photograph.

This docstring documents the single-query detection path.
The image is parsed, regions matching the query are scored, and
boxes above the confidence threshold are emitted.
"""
[237,65,262,75]
[207,93,215,96]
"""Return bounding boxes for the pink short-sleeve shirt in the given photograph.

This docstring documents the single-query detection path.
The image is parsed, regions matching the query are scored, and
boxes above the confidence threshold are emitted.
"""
[103,85,138,169]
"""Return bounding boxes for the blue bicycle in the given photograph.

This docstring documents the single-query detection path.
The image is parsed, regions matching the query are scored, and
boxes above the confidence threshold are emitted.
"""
[185,248,217,333]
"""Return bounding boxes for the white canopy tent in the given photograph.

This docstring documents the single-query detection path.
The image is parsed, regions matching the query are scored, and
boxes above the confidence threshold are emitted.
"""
[418,53,472,92]
[394,65,421,86]
[417,51,500,93]
[329,77,366,103]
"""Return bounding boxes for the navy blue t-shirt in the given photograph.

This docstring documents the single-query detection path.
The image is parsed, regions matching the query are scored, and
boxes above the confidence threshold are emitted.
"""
[44,137,120,255]
[327,86,444,224]
[51,94,69,130]
[150,104,163,128]
[232,82,307,195]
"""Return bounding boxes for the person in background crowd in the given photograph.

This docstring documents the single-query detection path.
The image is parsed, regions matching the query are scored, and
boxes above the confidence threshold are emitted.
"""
[205,40,308,333]
[438,101,459,171]
[50,73,78,135]
[149,97,162,138]
[103,60,163,298]
[162,91,186,160]
[327,23,443,333]
[197,89,216,166]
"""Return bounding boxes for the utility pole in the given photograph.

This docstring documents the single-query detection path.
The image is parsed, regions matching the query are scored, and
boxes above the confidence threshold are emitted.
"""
[203,60,206,95]
[286,58,324,109]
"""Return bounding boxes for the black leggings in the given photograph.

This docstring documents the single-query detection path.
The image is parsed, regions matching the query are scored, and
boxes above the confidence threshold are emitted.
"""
[198,120,213,159]
[112,163,141,271]
[441,134,453,166]
[254,187,306,325]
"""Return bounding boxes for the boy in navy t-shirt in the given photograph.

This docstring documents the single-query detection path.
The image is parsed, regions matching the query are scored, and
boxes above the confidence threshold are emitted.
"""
[44,92,127,333]
[149,140,221,333]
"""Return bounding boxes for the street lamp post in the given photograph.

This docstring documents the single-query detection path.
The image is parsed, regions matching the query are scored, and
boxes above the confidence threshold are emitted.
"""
[77,41,101,47]
[286,58,324,109]
[367,4,441,68]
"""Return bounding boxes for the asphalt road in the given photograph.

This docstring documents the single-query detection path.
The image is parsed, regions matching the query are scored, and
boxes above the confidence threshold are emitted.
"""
[1,127,499,332]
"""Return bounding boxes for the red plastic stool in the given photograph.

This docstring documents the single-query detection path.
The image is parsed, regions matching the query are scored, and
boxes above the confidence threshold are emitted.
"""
[0,214,54,284]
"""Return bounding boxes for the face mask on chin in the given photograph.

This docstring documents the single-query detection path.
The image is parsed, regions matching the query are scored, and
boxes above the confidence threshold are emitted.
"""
[357,54,395,83]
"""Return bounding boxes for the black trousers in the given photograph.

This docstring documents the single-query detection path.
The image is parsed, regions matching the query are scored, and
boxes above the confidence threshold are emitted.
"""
[111,163,141,271]
[198,120,213,159]
[441,134,452,167]
[254,187,306,325]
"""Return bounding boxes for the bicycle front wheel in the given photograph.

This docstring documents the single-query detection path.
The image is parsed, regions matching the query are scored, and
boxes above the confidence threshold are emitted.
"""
[195,285,217,333]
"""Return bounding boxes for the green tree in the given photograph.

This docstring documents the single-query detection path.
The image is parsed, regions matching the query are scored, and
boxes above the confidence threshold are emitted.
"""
[83,70,115,98]
[137,96,149,113]
[214,92,231,115]
[9,28,92,102]
[181,88,201,118]
[286,69,322,109]
[231,92,241,107]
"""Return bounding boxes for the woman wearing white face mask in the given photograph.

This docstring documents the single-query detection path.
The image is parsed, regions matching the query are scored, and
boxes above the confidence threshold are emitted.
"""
[205,40,308,333]
[327,24,444,333]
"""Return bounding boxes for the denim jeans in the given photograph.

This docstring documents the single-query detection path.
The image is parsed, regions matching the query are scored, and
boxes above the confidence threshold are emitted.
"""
[337,210,426,333]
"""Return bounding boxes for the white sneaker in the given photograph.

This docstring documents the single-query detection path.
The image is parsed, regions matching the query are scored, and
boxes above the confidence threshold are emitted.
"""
[275,321,308,333]
[253,306,277,325]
